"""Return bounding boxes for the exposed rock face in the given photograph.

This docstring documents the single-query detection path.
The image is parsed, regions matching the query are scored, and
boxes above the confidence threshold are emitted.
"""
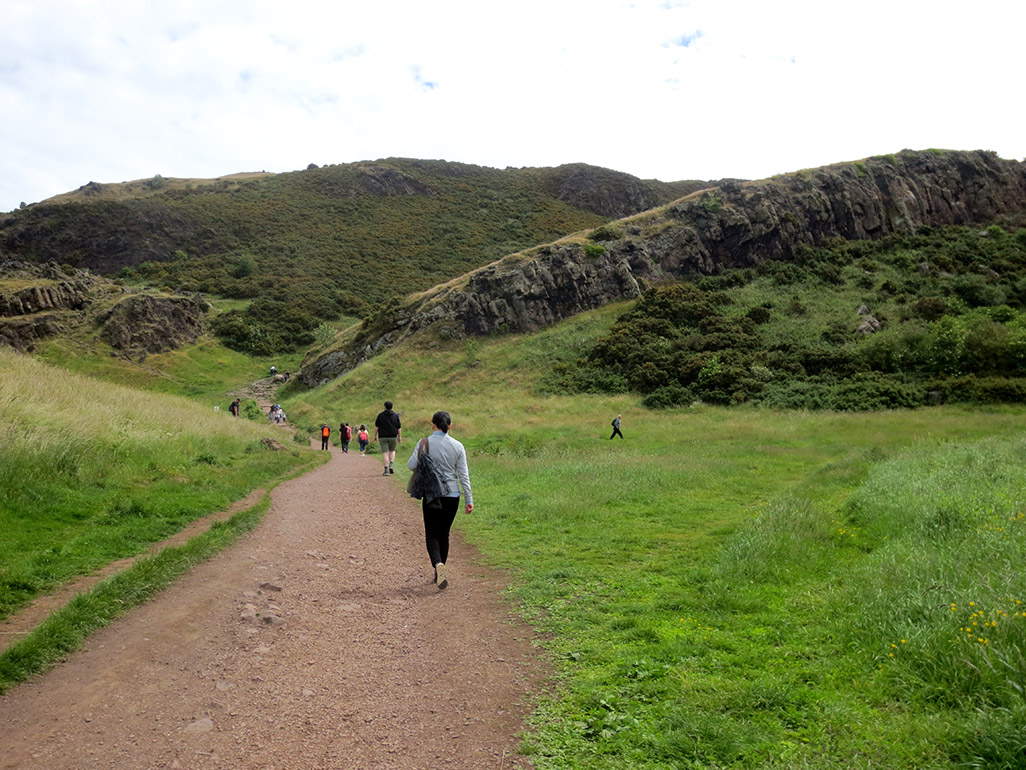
[0,260,207,355]
[546,164,679,219]
[0,261,101,351]
[0,313,67,352]
[0,281,92,316]
[300,149,1026,386]
[99,294,207,355]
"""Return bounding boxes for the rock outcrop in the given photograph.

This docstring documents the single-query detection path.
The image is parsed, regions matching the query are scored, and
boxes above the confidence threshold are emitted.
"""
[300,149,1026,386]
[0,260,208,355]
[99,294,207,355]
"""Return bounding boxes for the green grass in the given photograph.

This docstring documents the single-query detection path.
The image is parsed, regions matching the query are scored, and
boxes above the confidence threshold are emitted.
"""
[281,307,1026,768]
[36,334,303,405]
[0,492,273,693]
[0,348,324,620]
[8,292,1026,765]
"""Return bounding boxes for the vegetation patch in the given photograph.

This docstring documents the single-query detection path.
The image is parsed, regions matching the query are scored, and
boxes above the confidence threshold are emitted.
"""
[549,224,1026,409]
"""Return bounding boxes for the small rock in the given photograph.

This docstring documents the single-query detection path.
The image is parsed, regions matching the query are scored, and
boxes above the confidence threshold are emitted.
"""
[183,717,214,734]
[259,582,282,592]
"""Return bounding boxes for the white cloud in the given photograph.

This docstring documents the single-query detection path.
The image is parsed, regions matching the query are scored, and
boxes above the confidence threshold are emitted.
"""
[1,0,1024,212]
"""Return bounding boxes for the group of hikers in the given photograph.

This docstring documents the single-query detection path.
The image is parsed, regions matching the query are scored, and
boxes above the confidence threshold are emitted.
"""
[318,400,401,473]
[319,401,473,591]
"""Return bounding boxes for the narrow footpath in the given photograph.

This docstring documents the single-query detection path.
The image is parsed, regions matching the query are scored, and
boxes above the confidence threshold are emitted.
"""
[0,442,541,769]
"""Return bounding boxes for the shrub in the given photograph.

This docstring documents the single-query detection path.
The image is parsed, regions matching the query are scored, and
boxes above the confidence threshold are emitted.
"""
[584,243,606,258]
[745,306,771,324]
[642,385,695,409]
[588,225,623,242]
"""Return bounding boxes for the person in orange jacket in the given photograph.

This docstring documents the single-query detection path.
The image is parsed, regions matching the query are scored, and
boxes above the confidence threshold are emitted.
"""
[320,423,331,450]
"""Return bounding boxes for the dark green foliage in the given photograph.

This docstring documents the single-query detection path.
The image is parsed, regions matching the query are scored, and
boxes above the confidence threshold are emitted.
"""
[554,224,1026,410]
[588,224,624,242]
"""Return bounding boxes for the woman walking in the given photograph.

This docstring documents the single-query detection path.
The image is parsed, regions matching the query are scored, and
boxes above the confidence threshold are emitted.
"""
[407,410,474,590]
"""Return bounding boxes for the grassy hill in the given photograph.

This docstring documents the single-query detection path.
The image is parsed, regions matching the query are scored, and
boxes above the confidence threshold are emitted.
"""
[0,159,712,354]
[3,254,1026,763]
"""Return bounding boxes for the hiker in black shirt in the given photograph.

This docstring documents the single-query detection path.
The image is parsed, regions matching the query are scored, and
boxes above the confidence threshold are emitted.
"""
[374,401,402,475]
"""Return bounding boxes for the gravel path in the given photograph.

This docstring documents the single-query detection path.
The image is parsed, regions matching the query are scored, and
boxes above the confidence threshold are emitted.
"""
[0,442,542,769]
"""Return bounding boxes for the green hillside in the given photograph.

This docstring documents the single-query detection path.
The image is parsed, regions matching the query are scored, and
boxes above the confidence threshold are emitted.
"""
[0,159,710,354]
[550,223,1026,410]
[0,348,321,623]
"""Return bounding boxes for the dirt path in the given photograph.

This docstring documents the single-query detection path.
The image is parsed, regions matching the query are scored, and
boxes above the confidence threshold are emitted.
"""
[0,443,542,769]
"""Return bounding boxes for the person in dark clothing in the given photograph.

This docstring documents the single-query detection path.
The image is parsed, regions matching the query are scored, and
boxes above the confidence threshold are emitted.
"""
[340,422,351,453]
[320,423,331,450]
[610,413,624,439]
[374,400,402,476]
[229,398,241,417]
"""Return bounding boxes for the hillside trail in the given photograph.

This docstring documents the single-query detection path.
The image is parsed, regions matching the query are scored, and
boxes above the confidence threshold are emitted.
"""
[0,441,543,769]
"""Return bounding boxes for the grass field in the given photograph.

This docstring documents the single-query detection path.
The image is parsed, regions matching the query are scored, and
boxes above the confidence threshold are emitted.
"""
[282,310,1026,768]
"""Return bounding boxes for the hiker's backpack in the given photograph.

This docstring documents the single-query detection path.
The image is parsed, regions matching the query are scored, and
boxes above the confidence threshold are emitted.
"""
[407,437,446,504]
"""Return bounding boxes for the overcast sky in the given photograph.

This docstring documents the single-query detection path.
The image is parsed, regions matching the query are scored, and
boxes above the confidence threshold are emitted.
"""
[2,0,1023,213]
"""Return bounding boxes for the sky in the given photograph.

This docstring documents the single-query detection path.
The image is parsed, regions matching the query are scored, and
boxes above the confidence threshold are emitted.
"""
[2,0,1024,213]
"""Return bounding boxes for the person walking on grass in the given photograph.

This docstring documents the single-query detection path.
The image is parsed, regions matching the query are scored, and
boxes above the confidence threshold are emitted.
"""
[229,398,241,417]
[610,413,624,440]
[320,423,331,450]
[374,400,402,476]
[407,410,474,590]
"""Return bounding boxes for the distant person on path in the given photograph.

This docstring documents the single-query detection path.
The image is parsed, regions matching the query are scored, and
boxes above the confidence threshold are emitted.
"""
[358,425,369,456]
[320,423,331,450]
[610,414,624,440]
[340,422,351,453]
[270,365,277,375]
[374,400,402,476]
[229,398,241,417]
[407,410,474,590]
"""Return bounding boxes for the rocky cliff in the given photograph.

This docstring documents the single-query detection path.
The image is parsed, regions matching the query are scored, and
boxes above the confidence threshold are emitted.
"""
[299,149,1026,386]
[0,261,208,355]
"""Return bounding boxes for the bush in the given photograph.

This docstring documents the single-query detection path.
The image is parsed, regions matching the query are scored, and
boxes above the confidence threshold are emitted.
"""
[641,385,695,409]
[745,306,771,324]
[588,225,623,242]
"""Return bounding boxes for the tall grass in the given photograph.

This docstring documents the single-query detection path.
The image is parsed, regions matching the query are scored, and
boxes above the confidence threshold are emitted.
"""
[0,348,321,619]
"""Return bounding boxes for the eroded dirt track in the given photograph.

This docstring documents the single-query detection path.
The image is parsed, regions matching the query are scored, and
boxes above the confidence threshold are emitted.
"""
[0,444,541,769]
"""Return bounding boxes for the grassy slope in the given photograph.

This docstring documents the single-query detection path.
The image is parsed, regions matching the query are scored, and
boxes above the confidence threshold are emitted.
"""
[0,348,324,620]
[279,305,1026,768]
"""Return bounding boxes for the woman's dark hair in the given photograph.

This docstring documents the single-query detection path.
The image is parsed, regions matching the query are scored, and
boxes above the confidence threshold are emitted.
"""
[432,411,452,433]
